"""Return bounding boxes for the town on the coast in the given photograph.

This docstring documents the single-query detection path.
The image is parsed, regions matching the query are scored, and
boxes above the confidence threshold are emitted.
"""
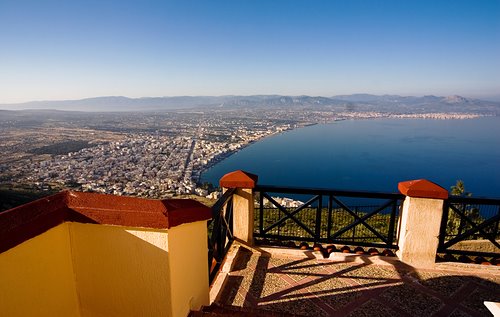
[0,94,497,202]
[1,108,296,199]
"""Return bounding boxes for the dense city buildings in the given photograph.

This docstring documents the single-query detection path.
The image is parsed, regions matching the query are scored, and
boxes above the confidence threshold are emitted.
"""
[0,108,298,199]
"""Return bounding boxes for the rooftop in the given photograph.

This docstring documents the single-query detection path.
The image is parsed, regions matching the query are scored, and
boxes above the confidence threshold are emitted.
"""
[1,172,499,317]
[209,243,499,317]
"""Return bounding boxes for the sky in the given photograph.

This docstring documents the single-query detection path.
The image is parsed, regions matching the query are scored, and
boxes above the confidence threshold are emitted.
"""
[0,0,499,103]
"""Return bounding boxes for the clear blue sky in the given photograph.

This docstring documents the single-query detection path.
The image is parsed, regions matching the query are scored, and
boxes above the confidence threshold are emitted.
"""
[1,0,499,103]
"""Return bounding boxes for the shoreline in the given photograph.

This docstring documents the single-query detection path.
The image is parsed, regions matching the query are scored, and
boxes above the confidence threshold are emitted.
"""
[196,125,300,184]
[197,114,495,189]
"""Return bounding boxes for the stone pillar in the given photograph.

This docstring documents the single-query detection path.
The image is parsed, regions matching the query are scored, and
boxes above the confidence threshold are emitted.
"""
[219,170,258,245]
[396,179,448,267]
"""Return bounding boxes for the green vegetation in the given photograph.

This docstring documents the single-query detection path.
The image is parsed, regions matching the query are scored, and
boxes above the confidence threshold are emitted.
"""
[0,186,58,212]
[0,188,216,213]
[445,180,497,242]
[176,194,216,207]
[28,140,94,155]
[254,206,395,244]
[450,180,471,197]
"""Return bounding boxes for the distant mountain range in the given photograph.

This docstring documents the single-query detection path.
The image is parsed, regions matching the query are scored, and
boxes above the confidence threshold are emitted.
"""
[1,94,499,114]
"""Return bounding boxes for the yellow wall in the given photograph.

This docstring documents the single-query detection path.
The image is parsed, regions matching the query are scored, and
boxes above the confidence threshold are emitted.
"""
[69,223,171,317]
[1,220,210,317]
[167,221,210,317]
[0,224,80,317]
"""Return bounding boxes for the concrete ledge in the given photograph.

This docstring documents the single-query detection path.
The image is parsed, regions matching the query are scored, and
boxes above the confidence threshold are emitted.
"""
[255,245,323,259]
[484,301,500,317]
[209,244,242,304]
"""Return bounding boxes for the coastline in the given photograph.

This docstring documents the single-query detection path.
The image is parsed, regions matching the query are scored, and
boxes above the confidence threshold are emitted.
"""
[197,113,487,184]
[196,125,301,184]
[199,114,498,196]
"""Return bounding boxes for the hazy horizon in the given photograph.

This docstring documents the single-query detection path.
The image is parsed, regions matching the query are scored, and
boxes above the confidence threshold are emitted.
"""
[2,93,500,105]
[1,0,499,103]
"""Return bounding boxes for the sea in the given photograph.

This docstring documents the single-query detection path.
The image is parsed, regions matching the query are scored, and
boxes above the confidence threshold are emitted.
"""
[201,117,500,198]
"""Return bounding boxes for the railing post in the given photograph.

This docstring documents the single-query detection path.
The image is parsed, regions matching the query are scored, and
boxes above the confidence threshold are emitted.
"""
[219,170,258,245]
[437,199,450,252]
[387,200,398,247]
[397,179,448,267]
[315,195,322,240]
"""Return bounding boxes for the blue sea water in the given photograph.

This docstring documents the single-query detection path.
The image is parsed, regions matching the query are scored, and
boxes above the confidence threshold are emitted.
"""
[201,117,500,198]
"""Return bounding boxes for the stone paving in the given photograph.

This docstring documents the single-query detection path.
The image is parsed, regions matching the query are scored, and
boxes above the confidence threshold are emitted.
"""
[215,246,500,317]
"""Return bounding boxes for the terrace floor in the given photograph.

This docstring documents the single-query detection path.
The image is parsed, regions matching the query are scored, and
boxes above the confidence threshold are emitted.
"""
[210,244,500,317]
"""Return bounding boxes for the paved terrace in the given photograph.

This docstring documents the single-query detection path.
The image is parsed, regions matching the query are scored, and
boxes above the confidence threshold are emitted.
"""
[210,244,500,317]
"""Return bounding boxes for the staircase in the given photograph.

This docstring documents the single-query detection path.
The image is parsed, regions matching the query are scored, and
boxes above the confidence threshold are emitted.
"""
[190,303,306,317]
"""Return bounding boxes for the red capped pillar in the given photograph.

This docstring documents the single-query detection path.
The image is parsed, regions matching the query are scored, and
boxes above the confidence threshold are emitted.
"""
[219,170,258,245]
[396,179,448,267]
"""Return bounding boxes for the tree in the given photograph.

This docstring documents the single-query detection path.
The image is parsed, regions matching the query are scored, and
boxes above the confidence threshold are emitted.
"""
[450,180,471,197]
[448,180,482,239]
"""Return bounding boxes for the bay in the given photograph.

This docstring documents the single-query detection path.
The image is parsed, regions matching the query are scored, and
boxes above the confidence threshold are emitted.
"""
[201,117,500,198]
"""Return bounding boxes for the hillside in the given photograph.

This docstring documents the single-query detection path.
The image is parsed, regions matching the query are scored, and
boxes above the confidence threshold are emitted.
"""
[1,94,499,115]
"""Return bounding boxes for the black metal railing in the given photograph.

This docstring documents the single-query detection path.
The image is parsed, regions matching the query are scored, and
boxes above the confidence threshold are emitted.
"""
[255,185,403,249]
[438,196,500,258]
[207,188,235,283]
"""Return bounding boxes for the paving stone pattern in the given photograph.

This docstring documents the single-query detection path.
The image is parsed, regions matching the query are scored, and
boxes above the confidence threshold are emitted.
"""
[216,248,500,317]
